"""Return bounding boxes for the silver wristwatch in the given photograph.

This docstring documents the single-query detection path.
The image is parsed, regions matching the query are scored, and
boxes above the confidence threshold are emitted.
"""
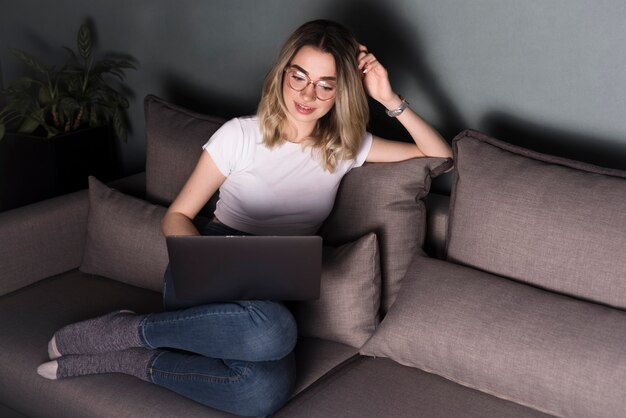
[385,96,409,117]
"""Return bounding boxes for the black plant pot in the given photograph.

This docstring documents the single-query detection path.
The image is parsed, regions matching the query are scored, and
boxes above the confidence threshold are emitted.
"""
[0,125,117,211]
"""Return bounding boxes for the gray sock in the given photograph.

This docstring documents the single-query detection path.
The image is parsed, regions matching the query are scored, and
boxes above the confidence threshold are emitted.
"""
[54,310,144,356]
[56,348,159,381]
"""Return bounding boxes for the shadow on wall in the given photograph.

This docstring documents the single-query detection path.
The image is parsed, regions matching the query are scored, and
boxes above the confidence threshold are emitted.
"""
[161,1,468,141]
[334,0,467,144]
[332,1,465,194]
[164,75,257,120]
[481,112,626,172]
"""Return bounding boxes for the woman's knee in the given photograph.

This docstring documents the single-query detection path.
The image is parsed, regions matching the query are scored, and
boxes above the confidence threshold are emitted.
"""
[242,301,297,361]
[233,353,295,416]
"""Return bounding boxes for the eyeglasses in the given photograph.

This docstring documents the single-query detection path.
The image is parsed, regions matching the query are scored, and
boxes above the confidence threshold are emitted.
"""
[284,66,336,101]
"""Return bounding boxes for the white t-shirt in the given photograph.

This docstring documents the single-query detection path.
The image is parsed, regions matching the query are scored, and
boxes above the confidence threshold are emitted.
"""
[202,116,373,236]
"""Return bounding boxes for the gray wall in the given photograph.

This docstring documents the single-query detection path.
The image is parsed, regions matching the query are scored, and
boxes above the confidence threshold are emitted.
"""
[2,0,625,191]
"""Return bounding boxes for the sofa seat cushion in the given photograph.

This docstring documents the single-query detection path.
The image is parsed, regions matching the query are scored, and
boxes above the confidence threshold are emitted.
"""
[0,404,27,418]
[0,270,358,417]
[293,338,358,395]
[362,255,626,418]
[277,356,552,418]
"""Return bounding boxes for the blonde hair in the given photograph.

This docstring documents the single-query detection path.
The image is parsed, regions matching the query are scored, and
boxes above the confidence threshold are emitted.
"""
[257,20,369,172]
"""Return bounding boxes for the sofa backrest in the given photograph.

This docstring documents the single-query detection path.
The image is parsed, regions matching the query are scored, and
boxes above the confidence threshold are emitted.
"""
[446,130,626,309]
[144,94,225,213]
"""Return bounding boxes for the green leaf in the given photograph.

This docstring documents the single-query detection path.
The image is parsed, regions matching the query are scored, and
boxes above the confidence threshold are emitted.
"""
[46,126,60,138]
[113,107,127,142]
[78,23,92,59]
[9,48,47,75]
[8,77,33,92]
[17,116,40,134]
[38,86,51,104]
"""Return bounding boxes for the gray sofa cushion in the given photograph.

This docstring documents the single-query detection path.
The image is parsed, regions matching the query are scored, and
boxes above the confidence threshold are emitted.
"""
[278,356,551,418]
[80,177,168,292]
[361,255,626,418]
[320,158,453,315]
[446,130,626,309]
[0,404,27,418]
[293,233,381,348]
[144,95,225,209]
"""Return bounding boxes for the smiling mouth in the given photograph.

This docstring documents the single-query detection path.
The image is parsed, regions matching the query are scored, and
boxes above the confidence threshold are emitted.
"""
[294,102,315,114]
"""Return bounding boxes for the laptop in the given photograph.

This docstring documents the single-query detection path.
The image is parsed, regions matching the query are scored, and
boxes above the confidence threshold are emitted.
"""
[164,235,322,309]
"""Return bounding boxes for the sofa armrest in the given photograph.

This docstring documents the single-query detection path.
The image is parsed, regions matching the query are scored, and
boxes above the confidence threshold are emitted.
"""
[0,190,89,297]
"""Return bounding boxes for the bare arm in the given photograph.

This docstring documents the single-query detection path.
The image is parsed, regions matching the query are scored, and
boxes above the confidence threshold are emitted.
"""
[161,151,226,237]
[358,45,452,163]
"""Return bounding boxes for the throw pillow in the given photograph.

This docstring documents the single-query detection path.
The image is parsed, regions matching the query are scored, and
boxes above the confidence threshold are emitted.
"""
[319,157,453,315]
[446,129,626,309]
[80,177,168,292]
[293,233,381,348]
[361,255,626,418]
[144,94,225,210]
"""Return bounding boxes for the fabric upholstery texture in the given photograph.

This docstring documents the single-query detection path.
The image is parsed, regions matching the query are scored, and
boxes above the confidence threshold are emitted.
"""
[424,193,450,258]
[80,177,168,292]
[319,157,452,315]
[361,255,626,418]
[278,356,551,418]
[292,338,358,396]
[144,95,225,209]
[0,190,88,297]
[0,404,26,418]
[292,233,381,348]
[446,129,626,309]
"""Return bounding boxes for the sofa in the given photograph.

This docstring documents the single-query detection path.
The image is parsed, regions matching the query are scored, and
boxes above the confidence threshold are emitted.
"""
[1,94,625,418]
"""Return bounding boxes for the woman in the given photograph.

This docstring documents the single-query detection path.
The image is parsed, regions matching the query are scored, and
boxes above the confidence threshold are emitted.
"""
[37,20,451,416]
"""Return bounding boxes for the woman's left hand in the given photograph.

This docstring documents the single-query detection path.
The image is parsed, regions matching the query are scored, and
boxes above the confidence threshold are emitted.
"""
[358,45,400,108]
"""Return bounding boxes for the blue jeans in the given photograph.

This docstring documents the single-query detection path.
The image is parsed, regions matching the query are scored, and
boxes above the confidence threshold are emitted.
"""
[142,221,298,417]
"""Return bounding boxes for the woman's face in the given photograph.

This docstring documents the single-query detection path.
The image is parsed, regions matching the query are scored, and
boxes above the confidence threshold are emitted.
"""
[282,45,337,139]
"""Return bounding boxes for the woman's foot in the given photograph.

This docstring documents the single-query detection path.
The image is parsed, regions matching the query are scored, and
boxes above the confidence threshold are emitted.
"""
[37,360,58,379]
[37,348,157,381]
[50,310,144,358]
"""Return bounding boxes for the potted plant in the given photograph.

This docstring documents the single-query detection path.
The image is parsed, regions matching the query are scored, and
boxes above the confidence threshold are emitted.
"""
[0,22,136,210]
